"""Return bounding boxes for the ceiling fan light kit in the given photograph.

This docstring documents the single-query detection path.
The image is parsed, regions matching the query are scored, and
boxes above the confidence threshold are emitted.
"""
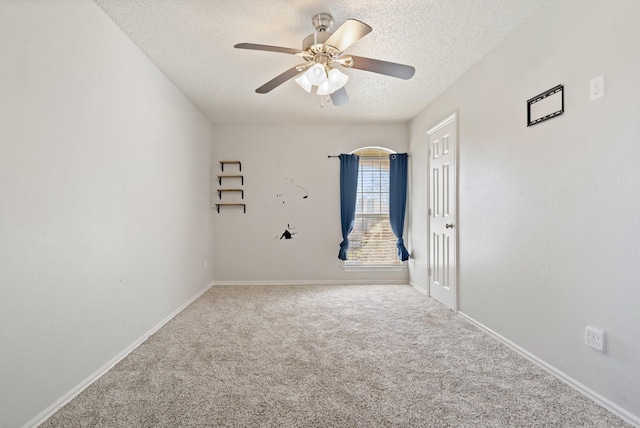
[317,68,349,95]
[234,13,415,106]
[295,64,349,96]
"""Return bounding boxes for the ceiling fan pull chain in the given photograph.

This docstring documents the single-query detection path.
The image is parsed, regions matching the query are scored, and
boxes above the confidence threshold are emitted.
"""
[320,95,332,108]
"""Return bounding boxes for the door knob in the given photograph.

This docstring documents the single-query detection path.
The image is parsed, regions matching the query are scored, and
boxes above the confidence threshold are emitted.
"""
[445,223,454,229]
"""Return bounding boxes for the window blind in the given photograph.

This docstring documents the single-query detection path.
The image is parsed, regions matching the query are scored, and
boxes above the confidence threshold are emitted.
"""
[347,150,401,265]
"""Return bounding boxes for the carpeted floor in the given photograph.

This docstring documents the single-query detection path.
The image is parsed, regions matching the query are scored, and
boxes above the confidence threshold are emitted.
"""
[42,284,628,427]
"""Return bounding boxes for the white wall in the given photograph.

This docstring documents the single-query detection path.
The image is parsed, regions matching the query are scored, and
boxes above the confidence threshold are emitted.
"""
[0,1,214,426]
[408,0,640,422]
[212,123,409,283]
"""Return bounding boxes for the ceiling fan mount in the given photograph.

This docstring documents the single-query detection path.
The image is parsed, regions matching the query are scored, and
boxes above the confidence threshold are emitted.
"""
[234,13,415,106]
[311,13,333,32]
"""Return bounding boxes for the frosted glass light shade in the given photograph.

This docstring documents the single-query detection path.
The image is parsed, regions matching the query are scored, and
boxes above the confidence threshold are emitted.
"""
[328,68,348,91]
[317,79,331,96]
[295,73,312,93]
[306,63,328,86]
[317,68,349,95]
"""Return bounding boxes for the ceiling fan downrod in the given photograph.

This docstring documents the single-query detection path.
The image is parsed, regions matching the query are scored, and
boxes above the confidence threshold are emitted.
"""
[303,13,337,54]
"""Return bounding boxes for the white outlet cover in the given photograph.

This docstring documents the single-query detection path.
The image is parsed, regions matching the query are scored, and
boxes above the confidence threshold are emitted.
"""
[585,326,607,352]
[590,74,604,101]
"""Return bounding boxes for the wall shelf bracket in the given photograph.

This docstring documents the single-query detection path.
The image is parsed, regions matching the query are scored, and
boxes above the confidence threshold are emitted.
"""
[217,189,244,199]
[215,203,246,214]
[217,175,243,186]
[219,161,241,172]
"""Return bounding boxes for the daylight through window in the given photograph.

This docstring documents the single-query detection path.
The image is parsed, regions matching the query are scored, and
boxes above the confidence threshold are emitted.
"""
[347,147,400,265]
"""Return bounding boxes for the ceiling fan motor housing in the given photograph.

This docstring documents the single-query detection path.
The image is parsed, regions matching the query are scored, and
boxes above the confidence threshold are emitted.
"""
[302,31,331,52]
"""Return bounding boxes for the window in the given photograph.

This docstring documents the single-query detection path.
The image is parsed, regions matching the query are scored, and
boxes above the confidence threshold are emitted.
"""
[347,147,401,266]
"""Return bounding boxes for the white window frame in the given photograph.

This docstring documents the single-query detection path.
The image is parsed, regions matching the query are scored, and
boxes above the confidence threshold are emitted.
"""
[343,146,406,272]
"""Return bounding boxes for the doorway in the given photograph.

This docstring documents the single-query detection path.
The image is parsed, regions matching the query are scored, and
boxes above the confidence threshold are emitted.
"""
[427,113,458,311]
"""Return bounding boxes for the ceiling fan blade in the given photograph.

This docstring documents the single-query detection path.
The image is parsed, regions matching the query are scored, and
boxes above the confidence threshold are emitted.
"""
[330,87,350,106]
[324,19,372,52]
[255,65,306,94]
[234,43,304,56]
[347,55,415,80]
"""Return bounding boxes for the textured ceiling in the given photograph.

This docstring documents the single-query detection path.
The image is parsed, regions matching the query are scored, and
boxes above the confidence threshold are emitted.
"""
[94,0,550,124]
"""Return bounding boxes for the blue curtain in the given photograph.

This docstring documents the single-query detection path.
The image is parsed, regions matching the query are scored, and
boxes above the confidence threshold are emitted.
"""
[338,154,359,260]
[389,153,410,261]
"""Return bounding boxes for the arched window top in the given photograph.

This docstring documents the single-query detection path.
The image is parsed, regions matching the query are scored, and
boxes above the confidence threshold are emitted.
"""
[350,146,395,157]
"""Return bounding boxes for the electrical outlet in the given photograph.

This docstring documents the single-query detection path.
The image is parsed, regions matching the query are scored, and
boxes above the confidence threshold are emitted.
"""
[585,326,606,352]
[204,260,208,270]
[590,75,604,101]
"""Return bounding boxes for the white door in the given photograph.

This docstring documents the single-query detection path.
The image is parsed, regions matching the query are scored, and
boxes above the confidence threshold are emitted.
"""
[428,113,457,311]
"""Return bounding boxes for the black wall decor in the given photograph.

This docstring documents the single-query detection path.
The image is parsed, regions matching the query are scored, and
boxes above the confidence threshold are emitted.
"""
[527,84,564,127]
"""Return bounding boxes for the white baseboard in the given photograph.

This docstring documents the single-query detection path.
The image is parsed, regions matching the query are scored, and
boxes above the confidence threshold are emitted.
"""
[410,281,429,296]
[457,312,640,427]
[212,280,410,286]
[26,280,215,428]
[31,282,633,427]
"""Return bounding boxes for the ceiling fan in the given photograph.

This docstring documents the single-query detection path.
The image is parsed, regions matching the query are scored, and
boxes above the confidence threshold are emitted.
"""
[234,13,415,106]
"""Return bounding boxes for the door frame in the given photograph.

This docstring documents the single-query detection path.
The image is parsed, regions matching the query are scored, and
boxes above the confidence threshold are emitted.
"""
[426,112,459,312]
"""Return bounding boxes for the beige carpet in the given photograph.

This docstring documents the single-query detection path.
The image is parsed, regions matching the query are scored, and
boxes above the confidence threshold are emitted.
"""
[42,284,628,427]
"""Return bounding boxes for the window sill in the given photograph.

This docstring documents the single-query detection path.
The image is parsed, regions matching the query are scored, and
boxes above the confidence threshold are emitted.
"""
[343,263,406,272]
